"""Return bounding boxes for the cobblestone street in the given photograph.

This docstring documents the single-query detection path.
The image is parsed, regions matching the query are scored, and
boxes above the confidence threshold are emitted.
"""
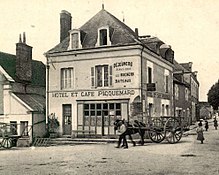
[0,121,218,175]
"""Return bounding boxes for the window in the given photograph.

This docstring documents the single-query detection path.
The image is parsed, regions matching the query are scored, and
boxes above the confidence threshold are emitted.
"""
[71,33,79,49]
[166,105,169,116]
[100,29,107,46]
[20,121,28,136]
[161,104,165,117]
[68,29,82,50]
[96,27,112,47]
[61,68,74,89]
[91,65,112,87]
[185,88,189,101]
[10,121,17,135]
[83,103,121,126]
[148,67,152,84]
[165,75,169,93]
[175,84,179,100]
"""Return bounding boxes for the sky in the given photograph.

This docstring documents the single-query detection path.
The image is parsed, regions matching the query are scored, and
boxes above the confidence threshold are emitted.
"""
[0,0,219,101]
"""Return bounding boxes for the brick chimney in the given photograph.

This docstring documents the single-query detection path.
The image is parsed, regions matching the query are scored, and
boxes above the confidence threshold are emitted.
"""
[16,32,32,82]
[60,10,72,43]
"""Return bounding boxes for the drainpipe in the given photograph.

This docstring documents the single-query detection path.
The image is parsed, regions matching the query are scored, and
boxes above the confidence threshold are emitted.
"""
[45,55,50,126]
[140,45,145,121]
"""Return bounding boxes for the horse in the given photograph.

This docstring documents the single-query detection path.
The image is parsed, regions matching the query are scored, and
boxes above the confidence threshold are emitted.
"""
[114,119,146,147]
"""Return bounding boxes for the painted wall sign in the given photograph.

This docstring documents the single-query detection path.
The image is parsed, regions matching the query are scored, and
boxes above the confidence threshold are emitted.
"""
[51,89,135,98]
[113,61,135,84]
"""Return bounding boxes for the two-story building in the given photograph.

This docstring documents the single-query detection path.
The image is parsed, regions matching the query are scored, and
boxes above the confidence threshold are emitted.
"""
[180,62,199,123]
[45,8,174,137]
[0,33,46,144]
[173,60,191,125]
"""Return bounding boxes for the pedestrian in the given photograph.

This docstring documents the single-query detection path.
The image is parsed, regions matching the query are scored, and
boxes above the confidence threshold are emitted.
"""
[196,121,204,144]
[115,119,128,149]
[204,120,209,131]
[213,118,218,130]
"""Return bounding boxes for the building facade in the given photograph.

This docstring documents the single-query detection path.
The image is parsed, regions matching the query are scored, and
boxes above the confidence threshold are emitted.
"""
[180,62,199,123]
[0,34,46,144]
[46,9,174,137]
[173,60,191,125]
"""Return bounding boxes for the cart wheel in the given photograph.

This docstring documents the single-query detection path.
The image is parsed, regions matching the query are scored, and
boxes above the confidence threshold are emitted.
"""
[2,138,12,149]
[164,118,183,144]
[149,118,165,143]
[149,129,165,143]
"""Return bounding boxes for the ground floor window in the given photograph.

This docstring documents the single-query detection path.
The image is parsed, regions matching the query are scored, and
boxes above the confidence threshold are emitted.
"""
[10,121,17,135]
[20,121,28,136]
[81,102,123,136]
[83,103,121,127]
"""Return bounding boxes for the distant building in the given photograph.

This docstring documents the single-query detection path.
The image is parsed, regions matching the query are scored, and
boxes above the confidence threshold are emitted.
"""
[173,60,191,125]
[180,62,199,123]
[198,101,213,120]
[45,8,175,137]
[0,33,46,144]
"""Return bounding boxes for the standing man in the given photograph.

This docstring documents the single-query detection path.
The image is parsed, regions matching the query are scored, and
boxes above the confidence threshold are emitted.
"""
[115,119,128,149]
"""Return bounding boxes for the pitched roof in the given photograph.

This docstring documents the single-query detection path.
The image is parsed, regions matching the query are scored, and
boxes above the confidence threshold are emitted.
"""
[0,51,46,86]
[13,92,45,112]
[47,9,139,54]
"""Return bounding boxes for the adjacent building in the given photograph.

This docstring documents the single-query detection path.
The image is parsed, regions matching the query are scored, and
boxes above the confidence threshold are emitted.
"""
[45,8,175,137]
[180,62,199,123]
[173,60,191,125]
[0,33,46,144]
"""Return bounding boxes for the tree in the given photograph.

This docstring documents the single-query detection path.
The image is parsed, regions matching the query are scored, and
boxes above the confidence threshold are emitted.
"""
[207,80,219,110]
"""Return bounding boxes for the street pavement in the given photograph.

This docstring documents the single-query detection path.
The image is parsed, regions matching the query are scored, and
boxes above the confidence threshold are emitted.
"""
[0,120,218,175]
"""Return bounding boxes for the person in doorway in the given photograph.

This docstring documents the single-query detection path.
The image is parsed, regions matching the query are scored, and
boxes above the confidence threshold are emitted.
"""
[204,120,209,131]
[115,119,128,149]
[213,118,218,130]
[196,121,205,144]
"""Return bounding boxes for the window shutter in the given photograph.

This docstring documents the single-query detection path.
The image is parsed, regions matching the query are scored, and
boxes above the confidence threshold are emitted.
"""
[91,67,95,87]
[109,65,112,86]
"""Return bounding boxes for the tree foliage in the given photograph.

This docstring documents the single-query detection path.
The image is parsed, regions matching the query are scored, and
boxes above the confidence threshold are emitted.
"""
[207,80,219,110]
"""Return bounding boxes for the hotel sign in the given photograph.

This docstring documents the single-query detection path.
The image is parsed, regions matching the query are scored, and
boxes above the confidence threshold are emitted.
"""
[51,89,135,98]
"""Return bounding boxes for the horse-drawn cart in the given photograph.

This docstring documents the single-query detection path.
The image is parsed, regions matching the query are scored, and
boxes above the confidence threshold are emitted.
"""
[0,122,20,149]
[148,116,190,144]
[114,116,190,145]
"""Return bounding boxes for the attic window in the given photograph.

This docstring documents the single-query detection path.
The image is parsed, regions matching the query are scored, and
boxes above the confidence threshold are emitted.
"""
[96,26,111,47]
[68,29,82,50]
[100,29,107,45]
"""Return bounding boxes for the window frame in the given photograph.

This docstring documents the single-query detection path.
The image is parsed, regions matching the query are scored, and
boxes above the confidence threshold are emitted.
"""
[61,67,74,90]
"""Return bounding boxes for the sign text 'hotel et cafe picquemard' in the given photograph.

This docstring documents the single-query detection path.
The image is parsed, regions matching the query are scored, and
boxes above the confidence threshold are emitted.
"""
[52,61,136,98]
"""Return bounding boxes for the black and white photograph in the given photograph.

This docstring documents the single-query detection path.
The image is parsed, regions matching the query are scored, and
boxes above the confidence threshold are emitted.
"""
[0,0,219,174]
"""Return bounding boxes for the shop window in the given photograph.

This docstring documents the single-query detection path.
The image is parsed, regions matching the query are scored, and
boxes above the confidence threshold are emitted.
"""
[61,68,74,89]
[83,103,121,127]
[91,65,112,88]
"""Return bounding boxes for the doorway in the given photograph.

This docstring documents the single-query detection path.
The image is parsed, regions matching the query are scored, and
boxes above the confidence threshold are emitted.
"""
[63,104,72,135]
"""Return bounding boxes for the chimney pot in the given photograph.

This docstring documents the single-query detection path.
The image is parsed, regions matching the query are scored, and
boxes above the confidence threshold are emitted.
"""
[135,28,139,37]
[60,10,72,43]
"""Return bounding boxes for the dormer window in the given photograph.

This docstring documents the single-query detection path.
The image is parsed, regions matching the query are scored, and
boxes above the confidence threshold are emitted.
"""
[68,29,82,50]
[96,26,112,47]
[100,29,107,45]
